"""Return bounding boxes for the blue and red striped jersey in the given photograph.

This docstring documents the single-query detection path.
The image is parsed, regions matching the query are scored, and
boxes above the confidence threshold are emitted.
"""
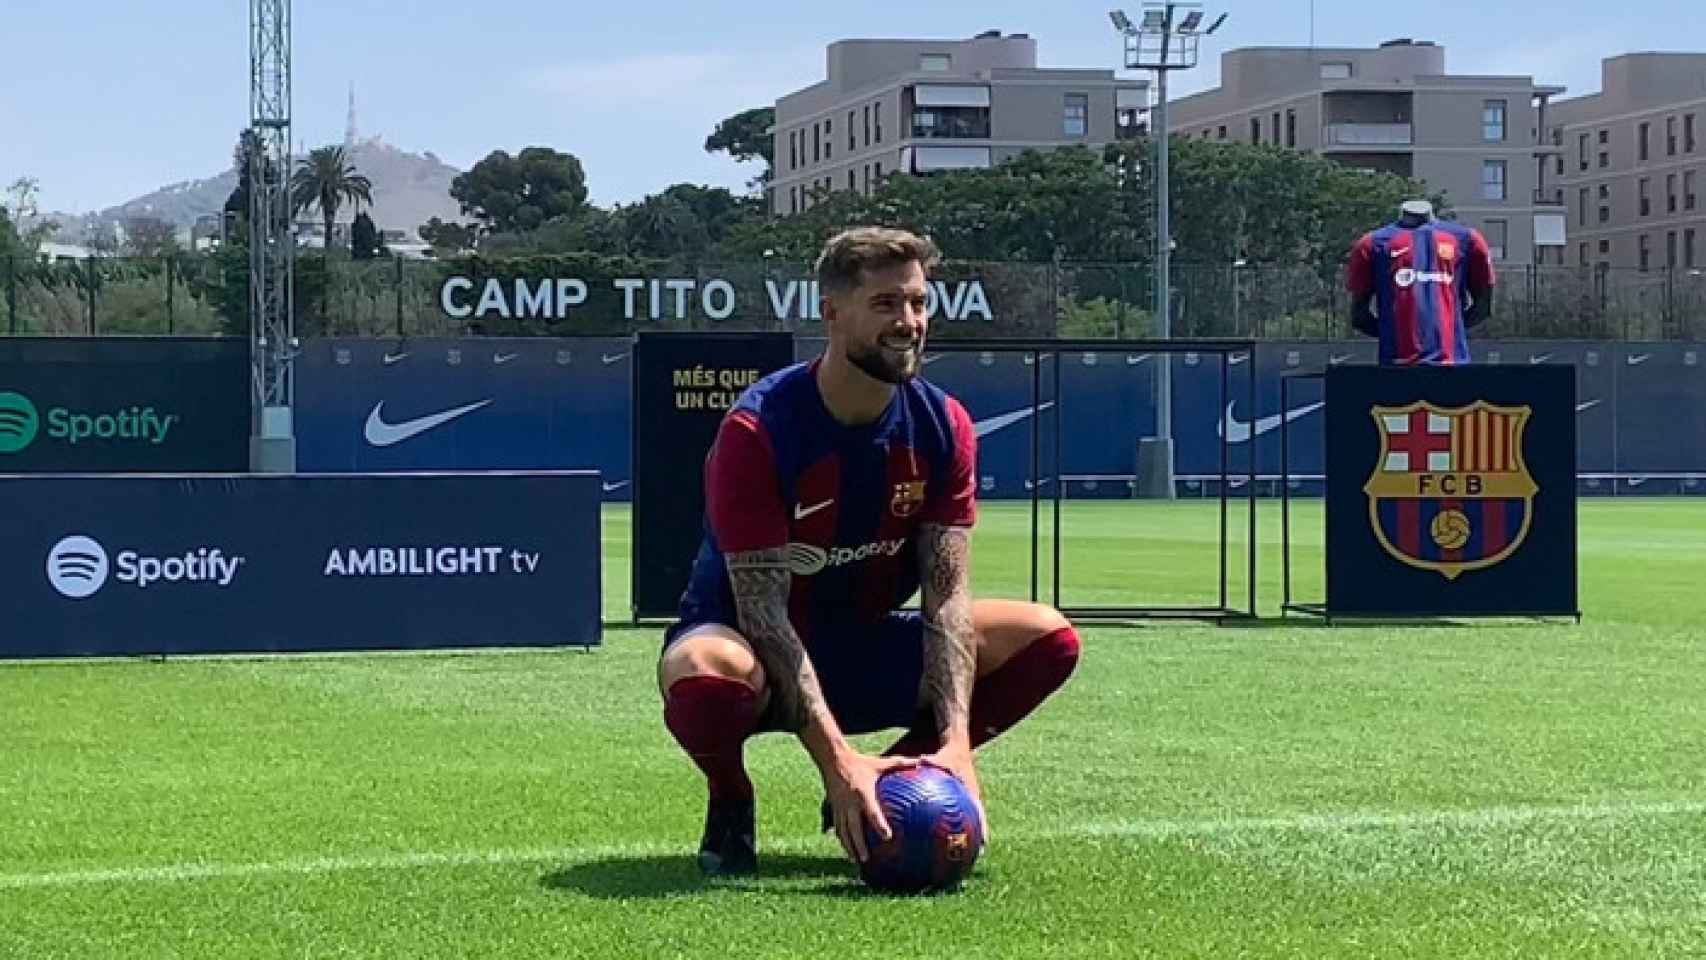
[677,359,977,641]
[1346,220,1495,366]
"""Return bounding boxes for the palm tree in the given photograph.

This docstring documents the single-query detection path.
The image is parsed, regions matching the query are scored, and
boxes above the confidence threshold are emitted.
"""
[290,145,373,253]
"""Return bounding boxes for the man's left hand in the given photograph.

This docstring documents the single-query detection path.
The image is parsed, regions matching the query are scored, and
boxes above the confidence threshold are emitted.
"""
[924,740,989,843]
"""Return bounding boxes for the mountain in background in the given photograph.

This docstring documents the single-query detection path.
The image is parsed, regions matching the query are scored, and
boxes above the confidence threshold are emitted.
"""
[46,136,467,241]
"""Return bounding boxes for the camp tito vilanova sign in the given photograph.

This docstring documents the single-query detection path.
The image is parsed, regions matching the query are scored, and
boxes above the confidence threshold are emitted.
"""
[438,275,996,324]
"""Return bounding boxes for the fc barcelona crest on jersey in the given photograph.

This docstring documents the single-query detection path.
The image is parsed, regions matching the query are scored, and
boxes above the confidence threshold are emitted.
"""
[891,480,926,518]
[1364,401,1538,580]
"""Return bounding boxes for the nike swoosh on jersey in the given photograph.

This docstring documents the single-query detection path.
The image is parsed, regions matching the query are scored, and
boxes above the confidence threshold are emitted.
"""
[363,400,494,447]
[793,499,834,520]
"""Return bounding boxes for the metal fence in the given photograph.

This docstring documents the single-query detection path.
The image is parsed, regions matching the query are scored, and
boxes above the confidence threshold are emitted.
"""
[4,254,1705,340]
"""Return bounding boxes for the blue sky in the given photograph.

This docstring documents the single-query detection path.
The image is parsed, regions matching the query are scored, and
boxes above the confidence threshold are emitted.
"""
[0,0,1697,215]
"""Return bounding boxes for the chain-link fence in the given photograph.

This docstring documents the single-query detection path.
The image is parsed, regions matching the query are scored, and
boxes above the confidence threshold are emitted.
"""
[5,253,1705,340]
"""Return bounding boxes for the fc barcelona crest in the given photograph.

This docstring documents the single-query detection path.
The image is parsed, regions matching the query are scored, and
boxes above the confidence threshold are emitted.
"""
[891,480,926,518]
[1364,401,1538,580]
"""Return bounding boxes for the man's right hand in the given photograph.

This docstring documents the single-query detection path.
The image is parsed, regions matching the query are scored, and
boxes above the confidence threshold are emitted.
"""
[821,748,918,864]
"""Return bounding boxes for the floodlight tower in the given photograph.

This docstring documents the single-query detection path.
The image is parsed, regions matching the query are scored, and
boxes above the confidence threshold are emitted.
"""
[250,0,296,472]
[1110,4,1226,498]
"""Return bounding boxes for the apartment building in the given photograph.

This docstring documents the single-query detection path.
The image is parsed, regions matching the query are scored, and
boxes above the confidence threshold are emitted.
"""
[1166,39,1566,267]
[769,31,1149,216]
[1547,53,1706,272]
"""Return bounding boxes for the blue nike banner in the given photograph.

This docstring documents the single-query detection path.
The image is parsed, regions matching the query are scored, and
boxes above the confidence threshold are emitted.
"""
[293,338,1706,497]
[0,472,601,658]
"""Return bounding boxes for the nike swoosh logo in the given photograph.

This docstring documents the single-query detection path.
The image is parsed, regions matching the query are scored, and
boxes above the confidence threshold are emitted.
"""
[1329,354,1353,365]
[972,402,1056,438]
[1626,353,1652,365]
[1228,352,1250,365]
[601,480,630,493]
[601,353,628,365]
[1390,247,1410,258]
[363,399,494,447]
[494,352,519,364]
[794,499,833,520]
[1627,477,1649,487]
[382,352,409,365]
[921,354,944,365]
[1218,401,1326,444]
[1529,354,1553,364]
[1126,354,1150,366]
[1576,399,1603,413]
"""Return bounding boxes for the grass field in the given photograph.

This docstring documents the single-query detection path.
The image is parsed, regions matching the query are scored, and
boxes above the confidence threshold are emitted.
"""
[3,499,1705,958]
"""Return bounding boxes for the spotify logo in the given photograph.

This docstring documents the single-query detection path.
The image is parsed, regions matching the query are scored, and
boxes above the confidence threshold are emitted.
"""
[0,392,40,453]
[47,535,110,599]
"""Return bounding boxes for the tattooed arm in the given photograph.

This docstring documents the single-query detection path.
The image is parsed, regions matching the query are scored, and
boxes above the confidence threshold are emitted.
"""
[917,523,977,749]
[723,548,848,764]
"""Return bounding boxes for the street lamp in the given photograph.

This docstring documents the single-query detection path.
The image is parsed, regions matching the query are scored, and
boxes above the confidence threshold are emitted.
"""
[1110,2,1226,498]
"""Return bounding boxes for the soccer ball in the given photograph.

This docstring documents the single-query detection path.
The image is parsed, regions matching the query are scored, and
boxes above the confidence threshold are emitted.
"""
[859,763,984,894]
[1431,509,1472,550]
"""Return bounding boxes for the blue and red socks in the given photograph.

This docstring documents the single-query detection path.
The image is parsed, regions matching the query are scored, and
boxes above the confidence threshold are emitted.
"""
[884,624,1082,756]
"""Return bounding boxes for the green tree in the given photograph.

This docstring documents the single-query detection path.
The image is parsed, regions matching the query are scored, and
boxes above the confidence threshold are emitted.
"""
[122,216,179,258]
[417,216,478,257]
[704,107,775,187]
[3,177,59,256]
[351,211,381,260]
[450,147,587,236]
[290,145,374,255]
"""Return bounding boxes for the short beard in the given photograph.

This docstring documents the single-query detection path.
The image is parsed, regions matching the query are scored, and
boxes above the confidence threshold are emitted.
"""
[847,340,919,384]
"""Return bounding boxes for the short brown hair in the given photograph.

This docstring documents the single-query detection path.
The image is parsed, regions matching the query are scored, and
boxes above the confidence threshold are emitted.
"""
[814,226,941,295]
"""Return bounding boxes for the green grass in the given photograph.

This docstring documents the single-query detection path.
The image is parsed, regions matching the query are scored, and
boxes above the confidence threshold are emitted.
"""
[3,500,1705,958]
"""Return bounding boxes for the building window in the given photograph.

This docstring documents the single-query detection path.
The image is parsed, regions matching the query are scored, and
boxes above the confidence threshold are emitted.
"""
[1063,93,1088,137]
[1271,111,1280,144]
[1482,100,1507,141]
[789,187,797,214]
[1320,61,1352,79]
[1579,187,1589,226]
[813,124,821,164]
[1686,228,1697,268]
[863,164,870,193]
[1599,151,1609,169]
[913,105,991,139]
[1639,234,1651,272]
[1639,122,1651,162]
[1687,170,1697,210]
[1482,160,1507,201]
[825,118,832,159]
[1579,242,1589,267]
[1688,114,1697,153]
[849,170,856,191]
[1668,230,1678,268]
[1640,178,1651,217]
[1600,205,1611,224]
[789,131,798,170]
[1484,219,1508,260]
[1286,109,1297,148]
[920,53,950,72]
[1669,174,1678,213]
[1578,133,1589,171]
[864,105,871,146]
[1217,124,1227,140]
[848,111,856,151]
[1599,239,1611,254]
[1250,117,1261,143]
[1669,116,1678,155]
[1555,155,1563,177]
[1599,129,1609,144]
[874,161,882,179]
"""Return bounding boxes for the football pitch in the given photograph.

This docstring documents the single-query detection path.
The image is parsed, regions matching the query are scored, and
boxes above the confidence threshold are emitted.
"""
[3,499,1704,958]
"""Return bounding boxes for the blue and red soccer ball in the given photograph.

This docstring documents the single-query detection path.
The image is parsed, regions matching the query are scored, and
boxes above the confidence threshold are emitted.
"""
[859,763,985,893]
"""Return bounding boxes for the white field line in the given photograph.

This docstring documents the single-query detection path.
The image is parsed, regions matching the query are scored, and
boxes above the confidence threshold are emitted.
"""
[2,798,1701,891]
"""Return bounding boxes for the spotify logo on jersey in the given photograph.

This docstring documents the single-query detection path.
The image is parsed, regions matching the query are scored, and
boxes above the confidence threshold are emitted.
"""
[0,392,40,453]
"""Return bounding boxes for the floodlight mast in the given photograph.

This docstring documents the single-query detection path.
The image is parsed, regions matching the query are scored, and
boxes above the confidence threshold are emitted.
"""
[1109,2,1225,498]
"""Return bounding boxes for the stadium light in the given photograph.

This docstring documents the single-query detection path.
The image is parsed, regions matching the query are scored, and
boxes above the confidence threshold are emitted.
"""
[1108,1,1227,499]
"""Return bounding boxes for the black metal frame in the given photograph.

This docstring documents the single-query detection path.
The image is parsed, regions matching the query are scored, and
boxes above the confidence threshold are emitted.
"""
[1279,369,1327,620]
[932,338,1258,623]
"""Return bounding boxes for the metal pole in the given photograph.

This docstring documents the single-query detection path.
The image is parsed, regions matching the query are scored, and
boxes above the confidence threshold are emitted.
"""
[3,257,14,335]
[165,255,175,334]
[1156,61,1172,445]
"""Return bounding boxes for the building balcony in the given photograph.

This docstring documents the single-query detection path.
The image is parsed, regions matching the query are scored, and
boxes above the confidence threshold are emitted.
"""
[1324,122,1414,147]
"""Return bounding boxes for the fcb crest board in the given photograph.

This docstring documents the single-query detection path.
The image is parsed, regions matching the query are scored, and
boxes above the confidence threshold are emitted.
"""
[1324,365,1578,618]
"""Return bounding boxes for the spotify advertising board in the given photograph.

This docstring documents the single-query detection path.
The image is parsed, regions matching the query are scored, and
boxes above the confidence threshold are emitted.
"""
[0,472,602,658]
[0,338,247,472]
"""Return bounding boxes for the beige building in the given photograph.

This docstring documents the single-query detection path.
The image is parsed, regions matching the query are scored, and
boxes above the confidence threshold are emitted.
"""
[1547,53,1706,272]
[1165,39,1566,267]
[769,31,1149,216]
